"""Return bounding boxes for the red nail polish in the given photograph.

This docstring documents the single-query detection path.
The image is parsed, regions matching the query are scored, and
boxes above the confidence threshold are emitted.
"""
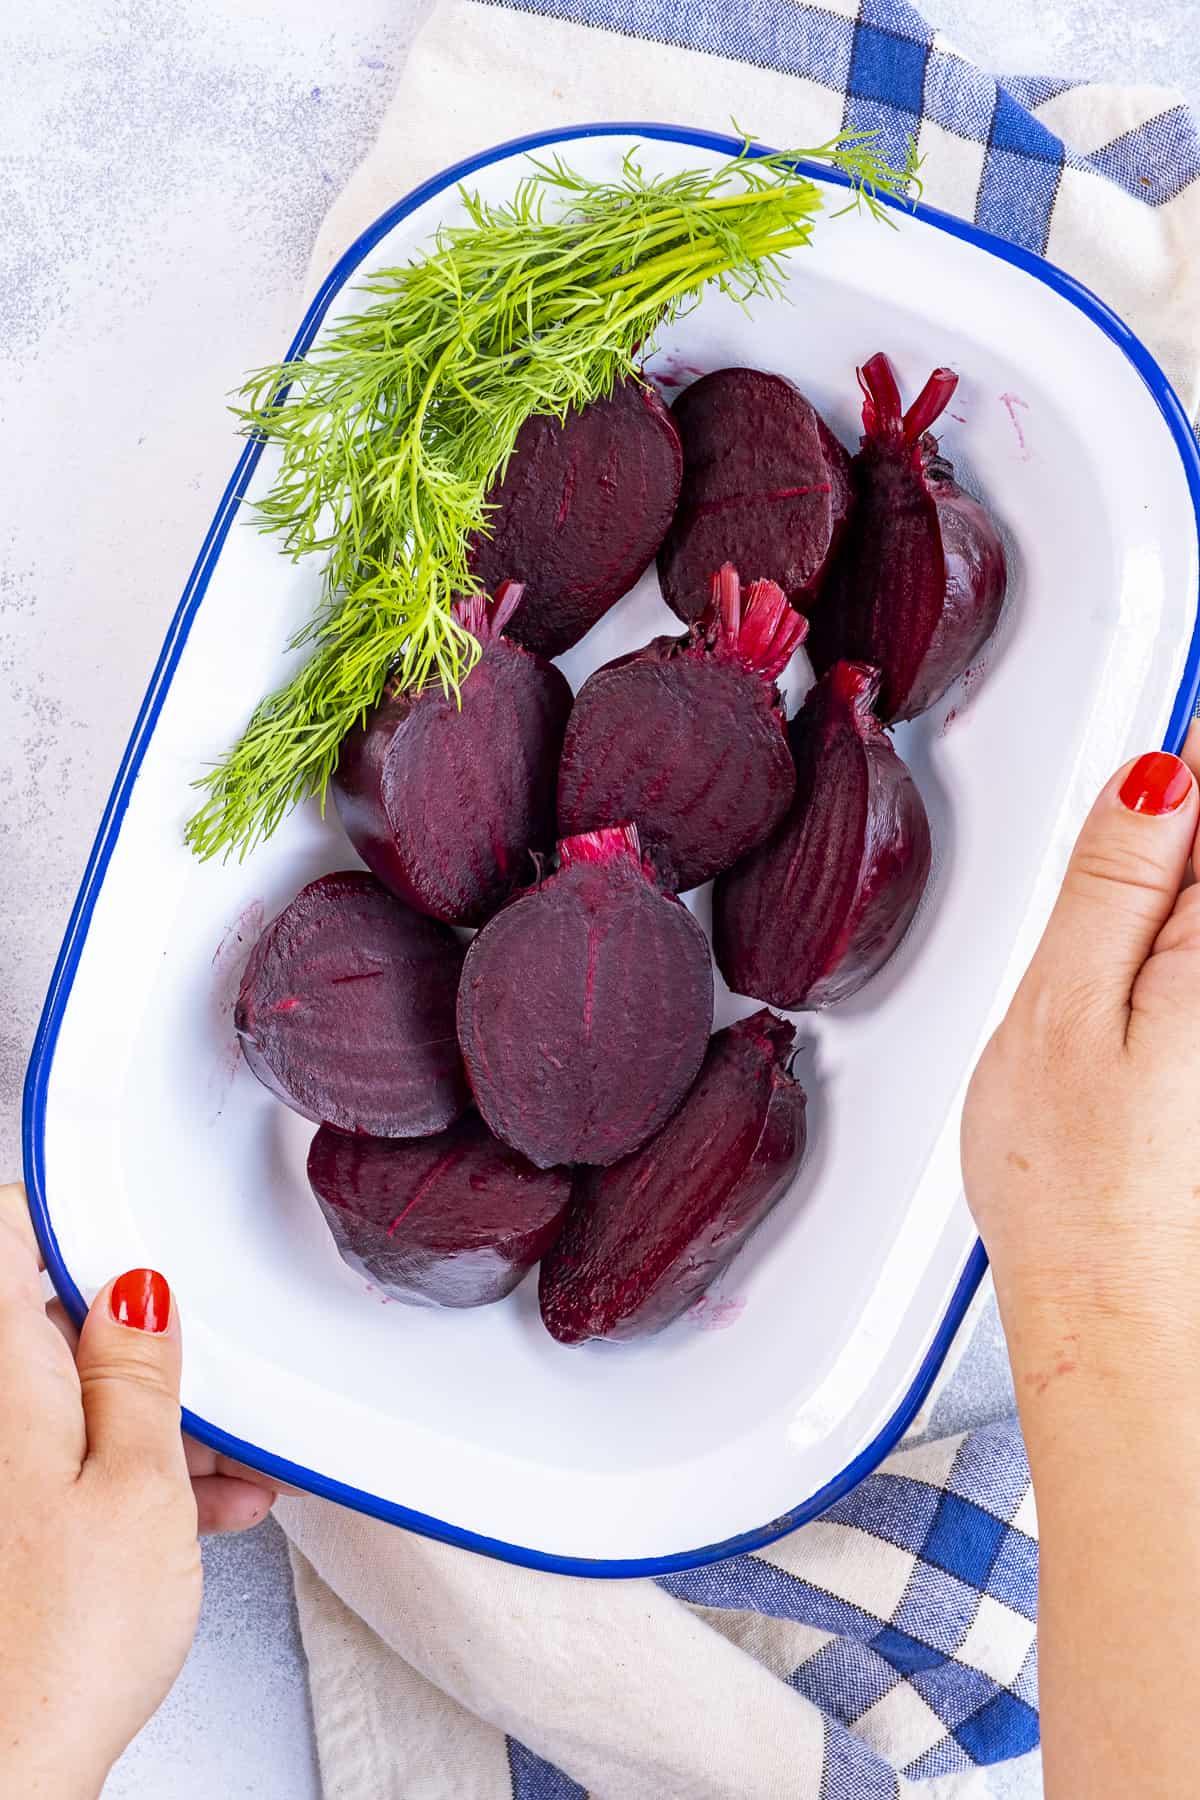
[1118,752,1192,816]
[110,1269,170,1334]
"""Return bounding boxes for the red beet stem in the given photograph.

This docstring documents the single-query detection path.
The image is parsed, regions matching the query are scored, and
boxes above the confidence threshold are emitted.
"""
[705,564,807,684]
[557,823,643,869]
[857,352,905,438]
[903,367,958,442]
[452,579,526,644]
[858,352,957,449]
[829,658,881,714]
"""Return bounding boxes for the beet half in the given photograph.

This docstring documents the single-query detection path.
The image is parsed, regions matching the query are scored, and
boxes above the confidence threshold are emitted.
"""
[808,353,1007,722]
[307,1114,570,1308]
[333,584,573,927]
[539,1010,806,1343]
[235,872,468,1136]
[657,368,853,625]
[457,825,713,1168]
[556,565,805,891]
[467,378,683,657]
[714,663,932,1010]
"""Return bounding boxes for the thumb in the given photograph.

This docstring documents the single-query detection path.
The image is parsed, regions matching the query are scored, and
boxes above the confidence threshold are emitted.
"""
[1019,750,1197,1033]
[76,1269,188,1485]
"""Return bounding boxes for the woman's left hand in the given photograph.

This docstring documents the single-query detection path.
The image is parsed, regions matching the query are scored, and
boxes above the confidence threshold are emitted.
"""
[7,1182,280,1537]
[0,1181,211,1793]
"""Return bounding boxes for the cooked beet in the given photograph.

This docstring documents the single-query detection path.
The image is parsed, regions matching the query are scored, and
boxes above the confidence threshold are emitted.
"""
[714,663,931,1009]
[539,1010,806,1343]
[333,584,573,926]
[235,871,468,1135]
[457,825,713,1168]
[467,378,683,657]
[656,368,853,625]
[807,353,1007,721]
[556,565,805,891]
[307,1114,570,1308]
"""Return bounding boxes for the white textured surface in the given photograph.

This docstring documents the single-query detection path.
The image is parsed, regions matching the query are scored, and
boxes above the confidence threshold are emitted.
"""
[2,2,1195,1794]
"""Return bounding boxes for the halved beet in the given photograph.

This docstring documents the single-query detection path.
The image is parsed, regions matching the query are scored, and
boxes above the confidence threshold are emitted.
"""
[457,825,713,1168]
[307,1114,570,1308]
[807,353,1007,721]
[556,565,805,890]
[235,871,468,1135]
[713,663,931,1009]
[656,368,853,624]
[539,1010,806,1343]
[467,378,683,657]
[333,584,573,926]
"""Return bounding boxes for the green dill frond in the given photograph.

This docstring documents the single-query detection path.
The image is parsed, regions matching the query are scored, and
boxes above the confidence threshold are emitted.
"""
[187,132,910,861]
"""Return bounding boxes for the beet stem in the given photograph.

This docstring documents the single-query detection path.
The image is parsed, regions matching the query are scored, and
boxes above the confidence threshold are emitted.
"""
[716,562,741,641]
[830,659,882,714]
[903,367,959,442]
[705,563,807,683]
[452,580,526,644]
[857,352,905,438]
[558,823,642,868]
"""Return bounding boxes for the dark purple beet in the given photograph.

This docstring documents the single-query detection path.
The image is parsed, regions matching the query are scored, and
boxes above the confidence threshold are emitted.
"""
[657,368,853,625]
[467,378,683,657]
[333,584,573,927]
[307,1115,570,1308]
[235,871,468,1135]
[456,825,713,1168]
[556,565,805,891]
[807,353,1007,722]
[714,663,931,1010]
[539,1010,806,1343]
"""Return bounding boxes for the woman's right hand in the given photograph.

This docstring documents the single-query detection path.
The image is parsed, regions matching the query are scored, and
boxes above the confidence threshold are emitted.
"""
[964,733,1200,1345]
[962,728,1200,1799]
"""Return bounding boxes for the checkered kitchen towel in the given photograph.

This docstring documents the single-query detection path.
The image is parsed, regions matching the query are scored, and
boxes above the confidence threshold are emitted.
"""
[279,1420,1038,1797]
[277,4,1200,1795]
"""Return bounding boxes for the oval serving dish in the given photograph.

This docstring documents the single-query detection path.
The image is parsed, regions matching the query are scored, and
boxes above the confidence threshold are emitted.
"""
[23,124,1200,1575]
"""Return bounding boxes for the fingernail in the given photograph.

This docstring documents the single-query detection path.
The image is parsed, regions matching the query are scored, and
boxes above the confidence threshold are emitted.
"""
[110,1269,171,1334]
[1119,752,1192,816]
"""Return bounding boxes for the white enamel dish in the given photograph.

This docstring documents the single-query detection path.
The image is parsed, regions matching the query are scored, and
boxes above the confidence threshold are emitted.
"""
[24,125,1200,1574]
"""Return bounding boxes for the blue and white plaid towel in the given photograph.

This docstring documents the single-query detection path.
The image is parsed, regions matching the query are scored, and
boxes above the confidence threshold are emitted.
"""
[281,1419,1037,1796]
[280,4,1200,1795]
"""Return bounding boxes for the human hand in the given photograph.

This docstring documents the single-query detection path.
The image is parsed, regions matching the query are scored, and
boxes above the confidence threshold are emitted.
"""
[14,1181,280,1538]
[963,727,1200,1343]
[962,732,1200,1798]
[0,1184,211,1794]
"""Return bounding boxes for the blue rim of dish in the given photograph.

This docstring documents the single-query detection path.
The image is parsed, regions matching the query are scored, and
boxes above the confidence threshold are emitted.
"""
[22,122,1200,1578]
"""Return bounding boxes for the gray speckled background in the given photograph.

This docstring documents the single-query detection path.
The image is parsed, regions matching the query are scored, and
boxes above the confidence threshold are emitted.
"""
[2,3,1194,1793]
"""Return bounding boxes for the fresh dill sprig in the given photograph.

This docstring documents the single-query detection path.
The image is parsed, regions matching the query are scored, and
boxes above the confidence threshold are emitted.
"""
[187,134,916,861]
